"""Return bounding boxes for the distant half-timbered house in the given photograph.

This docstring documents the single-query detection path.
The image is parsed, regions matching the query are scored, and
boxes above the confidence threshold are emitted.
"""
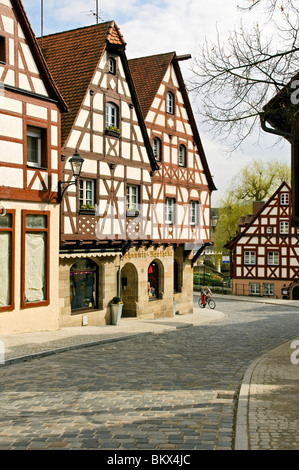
[0,0,67,334]
[129,53,216,313]
[226,183,299,299]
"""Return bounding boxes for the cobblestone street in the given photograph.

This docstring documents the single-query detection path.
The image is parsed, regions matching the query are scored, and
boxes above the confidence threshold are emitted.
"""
[0,298,298,450]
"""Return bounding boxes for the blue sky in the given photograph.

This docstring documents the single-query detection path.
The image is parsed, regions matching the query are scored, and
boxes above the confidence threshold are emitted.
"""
[21,0,290,205]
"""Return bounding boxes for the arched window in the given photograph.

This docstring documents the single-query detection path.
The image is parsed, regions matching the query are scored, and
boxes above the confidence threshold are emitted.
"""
[148,261,159,300]
[152,137,162,161]
[70,259,98,312]
[105,102,119,130]
[109,57,116,74]
[179,144,186,167]
[166,91,174,114]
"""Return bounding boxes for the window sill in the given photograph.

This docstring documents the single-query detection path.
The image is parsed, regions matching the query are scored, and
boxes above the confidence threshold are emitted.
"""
[71,306,100,315]
[27,164,48,170]
[126,211,140,218]
[105,129,120,138]
[79,209,96,216]
[0,305,14,313]
[22,300,49,309]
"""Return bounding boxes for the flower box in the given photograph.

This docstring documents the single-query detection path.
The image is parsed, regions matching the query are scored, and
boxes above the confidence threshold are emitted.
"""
[105,126,120,138]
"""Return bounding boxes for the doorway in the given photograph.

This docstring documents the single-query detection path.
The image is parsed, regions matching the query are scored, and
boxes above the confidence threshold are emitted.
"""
[293,286,299,300]
[121,263,138,317]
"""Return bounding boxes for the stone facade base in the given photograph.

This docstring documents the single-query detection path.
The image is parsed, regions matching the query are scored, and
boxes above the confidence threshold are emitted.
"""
[58,245,194,327]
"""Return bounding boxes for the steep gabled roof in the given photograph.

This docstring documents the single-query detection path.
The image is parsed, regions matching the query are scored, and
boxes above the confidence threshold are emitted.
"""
[128,52,216,192]
[225,181,291,249]
[37,21,124,145]
[128,52,176,118]
[10,0,67,112]
[37,21,159,172]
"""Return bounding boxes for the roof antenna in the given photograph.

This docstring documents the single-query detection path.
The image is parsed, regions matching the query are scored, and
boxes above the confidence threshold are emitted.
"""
[82,1,104,24]
[40,0,44,46]
[95,0,99,24]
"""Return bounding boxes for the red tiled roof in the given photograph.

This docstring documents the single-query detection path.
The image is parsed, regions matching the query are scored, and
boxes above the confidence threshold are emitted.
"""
[128,52,175,118]
[37,21,125,145]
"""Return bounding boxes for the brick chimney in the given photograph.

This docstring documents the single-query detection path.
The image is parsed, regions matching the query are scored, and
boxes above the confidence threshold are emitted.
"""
[253,201,265,215]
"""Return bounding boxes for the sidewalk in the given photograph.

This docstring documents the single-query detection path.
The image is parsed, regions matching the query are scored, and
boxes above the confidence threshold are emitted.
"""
[0,305,225,366]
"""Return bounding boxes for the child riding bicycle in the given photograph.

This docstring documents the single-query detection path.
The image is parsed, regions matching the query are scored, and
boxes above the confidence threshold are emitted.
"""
[200,286,212,308]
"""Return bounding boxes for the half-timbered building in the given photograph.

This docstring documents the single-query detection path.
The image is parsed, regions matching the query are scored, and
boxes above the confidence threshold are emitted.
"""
[38,23,215,326]
[0,0,67,333]
[38,22,163,326]
[129,53,216,314]
[226,182,299,299]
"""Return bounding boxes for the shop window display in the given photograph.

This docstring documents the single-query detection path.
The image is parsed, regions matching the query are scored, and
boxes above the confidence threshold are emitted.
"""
[70,259,97,311]
[148,262,159,299]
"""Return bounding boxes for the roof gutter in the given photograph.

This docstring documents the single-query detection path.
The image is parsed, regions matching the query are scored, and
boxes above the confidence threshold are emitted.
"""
[259,112,294,140]
[260,112,299,227]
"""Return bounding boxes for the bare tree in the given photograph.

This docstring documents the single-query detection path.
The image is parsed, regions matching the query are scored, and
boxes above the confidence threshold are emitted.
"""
[190,0,299,152]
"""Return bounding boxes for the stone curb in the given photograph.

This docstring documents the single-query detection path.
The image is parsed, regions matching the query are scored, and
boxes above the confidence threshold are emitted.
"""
[234,338,298,450]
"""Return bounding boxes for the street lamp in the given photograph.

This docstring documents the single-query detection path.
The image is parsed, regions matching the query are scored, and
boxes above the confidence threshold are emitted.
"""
[57,149,84,202]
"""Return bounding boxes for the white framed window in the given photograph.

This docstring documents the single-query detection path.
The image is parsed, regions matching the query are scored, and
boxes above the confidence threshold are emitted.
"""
[27,126,42,167]
[105,102,118,130]
[79,179,95,209]
[165,198,175,224]
[263,283,274,296]
[280,193,290,206]
[279,221,289,234]
[109,57,116,74]
[126,185,139,211]
[266,226,272,234]
[190,201,198,226]
[244,251,256,265]
[152,137,162,161]
[179,144,186,167]
[250,283,260,296]
[166,91,174,114]
[267,251,279,265]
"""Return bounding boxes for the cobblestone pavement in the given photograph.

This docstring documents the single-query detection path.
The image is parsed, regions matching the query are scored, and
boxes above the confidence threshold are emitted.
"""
[0,298,298,451]
[247,340,299,450]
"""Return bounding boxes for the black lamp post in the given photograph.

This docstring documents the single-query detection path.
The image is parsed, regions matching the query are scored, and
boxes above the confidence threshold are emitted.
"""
[58,150,84,202]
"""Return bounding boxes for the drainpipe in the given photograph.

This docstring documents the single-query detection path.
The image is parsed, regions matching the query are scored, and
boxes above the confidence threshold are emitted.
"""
[260,112,299,227]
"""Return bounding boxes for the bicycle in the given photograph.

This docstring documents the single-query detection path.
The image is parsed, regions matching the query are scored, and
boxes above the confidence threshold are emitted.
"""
[198,293,216,309]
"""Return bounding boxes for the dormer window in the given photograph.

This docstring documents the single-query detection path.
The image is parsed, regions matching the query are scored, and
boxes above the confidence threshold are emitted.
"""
[166,91,174,114]
[109,57,116,74]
